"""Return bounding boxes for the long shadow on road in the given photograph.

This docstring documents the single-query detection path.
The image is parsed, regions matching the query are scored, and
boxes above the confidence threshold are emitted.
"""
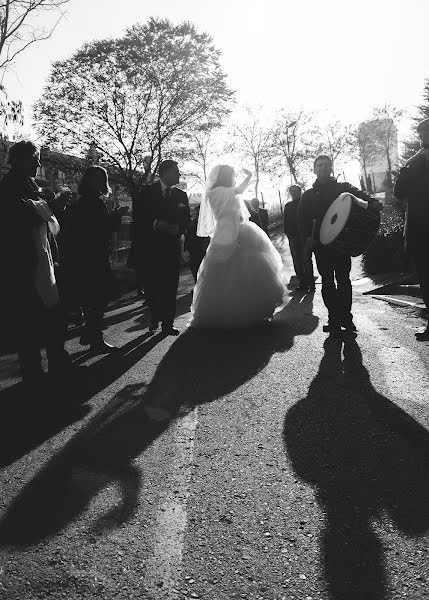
[283,336,429,600]
[0,292,318,547]
[0,331,163,468]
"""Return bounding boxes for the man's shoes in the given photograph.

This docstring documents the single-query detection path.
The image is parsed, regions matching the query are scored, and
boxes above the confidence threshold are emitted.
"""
[161,326,180,336]
[322,323,341,334]
[308,284,316,291]
[415,325,429,341]
[149,320,160,333]
[296,285,308,292]
[89,340,119,353]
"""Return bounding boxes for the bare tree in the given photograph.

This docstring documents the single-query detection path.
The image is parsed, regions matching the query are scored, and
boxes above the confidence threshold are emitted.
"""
[351,122,379,184]
[182,123,232,192]
[34,18,233,196]
[371,103,403,192]
[315,120,354,177]
[233,106,274,199]
[0,81,22,136]
[271,109,319,185]
[0,0,70,71]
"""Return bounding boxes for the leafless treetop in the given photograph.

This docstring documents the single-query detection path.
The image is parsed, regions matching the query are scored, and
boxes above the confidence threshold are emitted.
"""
[0,0,70,71]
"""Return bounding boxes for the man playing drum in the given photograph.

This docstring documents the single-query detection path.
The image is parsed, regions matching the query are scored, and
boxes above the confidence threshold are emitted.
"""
[394,118,429,341]
[299,155,382,334]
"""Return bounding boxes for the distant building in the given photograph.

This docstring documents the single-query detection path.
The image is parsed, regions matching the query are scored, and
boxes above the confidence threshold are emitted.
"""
[358,118,399,194]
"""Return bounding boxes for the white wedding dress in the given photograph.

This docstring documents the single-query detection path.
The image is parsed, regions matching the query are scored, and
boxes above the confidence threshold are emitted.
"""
[189,186,285,329]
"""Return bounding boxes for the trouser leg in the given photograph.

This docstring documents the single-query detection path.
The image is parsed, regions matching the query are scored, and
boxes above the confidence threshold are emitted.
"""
[160,260,180,328]
[14,291,44,381]
[141,262,162,323]
[45,301,70,370]
[315,249,339,325]
[334,254,353,325]
[303,251,315,287]
[84,308,104,343]
[288,238,305,281]
[412,250,429,312]
[190,252,205,283]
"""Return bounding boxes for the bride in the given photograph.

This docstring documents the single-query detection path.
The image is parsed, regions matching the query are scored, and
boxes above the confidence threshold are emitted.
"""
[189,165,285,329]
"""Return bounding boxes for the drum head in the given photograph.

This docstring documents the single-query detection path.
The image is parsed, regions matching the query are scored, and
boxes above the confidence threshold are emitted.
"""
[319,193,352,245]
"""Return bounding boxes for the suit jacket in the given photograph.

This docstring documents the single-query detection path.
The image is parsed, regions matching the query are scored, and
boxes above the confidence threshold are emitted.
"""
[132,181,191,260]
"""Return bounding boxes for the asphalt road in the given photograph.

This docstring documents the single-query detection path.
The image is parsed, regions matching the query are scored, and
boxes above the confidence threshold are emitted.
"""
[0,232,428,600]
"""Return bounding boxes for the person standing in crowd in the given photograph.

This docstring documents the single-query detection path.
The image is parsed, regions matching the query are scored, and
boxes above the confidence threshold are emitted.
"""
[0,141,72,385]
[51,188,84,326]
[65,166,128,352]
[394,118,429,341]
[299,155,382,334]
[184,205,210,282]
[248,198,262,229]
[283,184,315,292]
[132,160,191,335]
[250,197,269,236]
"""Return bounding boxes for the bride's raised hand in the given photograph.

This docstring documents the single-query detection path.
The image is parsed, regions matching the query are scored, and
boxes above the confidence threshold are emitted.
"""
[242,168,252,177]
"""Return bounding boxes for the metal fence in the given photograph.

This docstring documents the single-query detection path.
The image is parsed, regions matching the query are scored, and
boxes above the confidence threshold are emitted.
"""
[109,205,284,269]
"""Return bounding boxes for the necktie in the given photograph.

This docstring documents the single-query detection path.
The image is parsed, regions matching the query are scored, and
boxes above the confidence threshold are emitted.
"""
[165,187,171,200]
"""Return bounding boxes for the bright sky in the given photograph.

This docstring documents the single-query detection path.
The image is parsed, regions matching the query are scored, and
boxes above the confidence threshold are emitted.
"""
[3,0,429,186]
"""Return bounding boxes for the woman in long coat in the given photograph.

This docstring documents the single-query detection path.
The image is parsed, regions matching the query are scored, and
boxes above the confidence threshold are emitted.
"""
[66,166,128,352]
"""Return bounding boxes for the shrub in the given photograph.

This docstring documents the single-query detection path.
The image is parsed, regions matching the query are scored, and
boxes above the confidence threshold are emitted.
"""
[362,202,412,275]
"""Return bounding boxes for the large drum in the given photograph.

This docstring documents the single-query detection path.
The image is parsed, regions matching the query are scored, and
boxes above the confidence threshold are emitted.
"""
[319,192,380,256]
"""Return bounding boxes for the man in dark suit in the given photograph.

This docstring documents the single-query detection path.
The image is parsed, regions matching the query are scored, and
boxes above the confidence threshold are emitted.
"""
[132,160,191,335]
[284,185,315,291]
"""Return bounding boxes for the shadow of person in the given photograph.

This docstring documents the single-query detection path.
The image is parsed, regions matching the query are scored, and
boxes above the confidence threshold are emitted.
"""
[274,290,319,337]
[283,335,429,600]
[0,331,164,468]
[0,315,302,547]
[125,292,193,333]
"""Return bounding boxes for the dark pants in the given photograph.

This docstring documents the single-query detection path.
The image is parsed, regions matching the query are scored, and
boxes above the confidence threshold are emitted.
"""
[82,302,107,343]
[141,243,181,327]
[288,237,314,285]
[410,246,429,314]
[190,252,206,283]
[314,247,352,326]
[12,288,68,381]
[79,263,113,344]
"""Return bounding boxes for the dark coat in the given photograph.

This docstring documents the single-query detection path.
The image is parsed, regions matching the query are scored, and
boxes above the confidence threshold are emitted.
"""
[259,207,269,235]
[184,217,210,258]
[394,150,429,251]
[63,194,122,305]
[298,178,374,245]
[131,181,191,266]
[283,199,301,238]
[249,209,262,229]
[0,171,50,297]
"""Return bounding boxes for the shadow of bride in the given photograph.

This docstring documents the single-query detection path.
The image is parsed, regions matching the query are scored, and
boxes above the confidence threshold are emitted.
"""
[0,314,304,547]
[283,336,429,600]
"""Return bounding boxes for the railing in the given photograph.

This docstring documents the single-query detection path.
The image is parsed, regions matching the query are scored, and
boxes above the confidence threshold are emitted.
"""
[110,207,284,268]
